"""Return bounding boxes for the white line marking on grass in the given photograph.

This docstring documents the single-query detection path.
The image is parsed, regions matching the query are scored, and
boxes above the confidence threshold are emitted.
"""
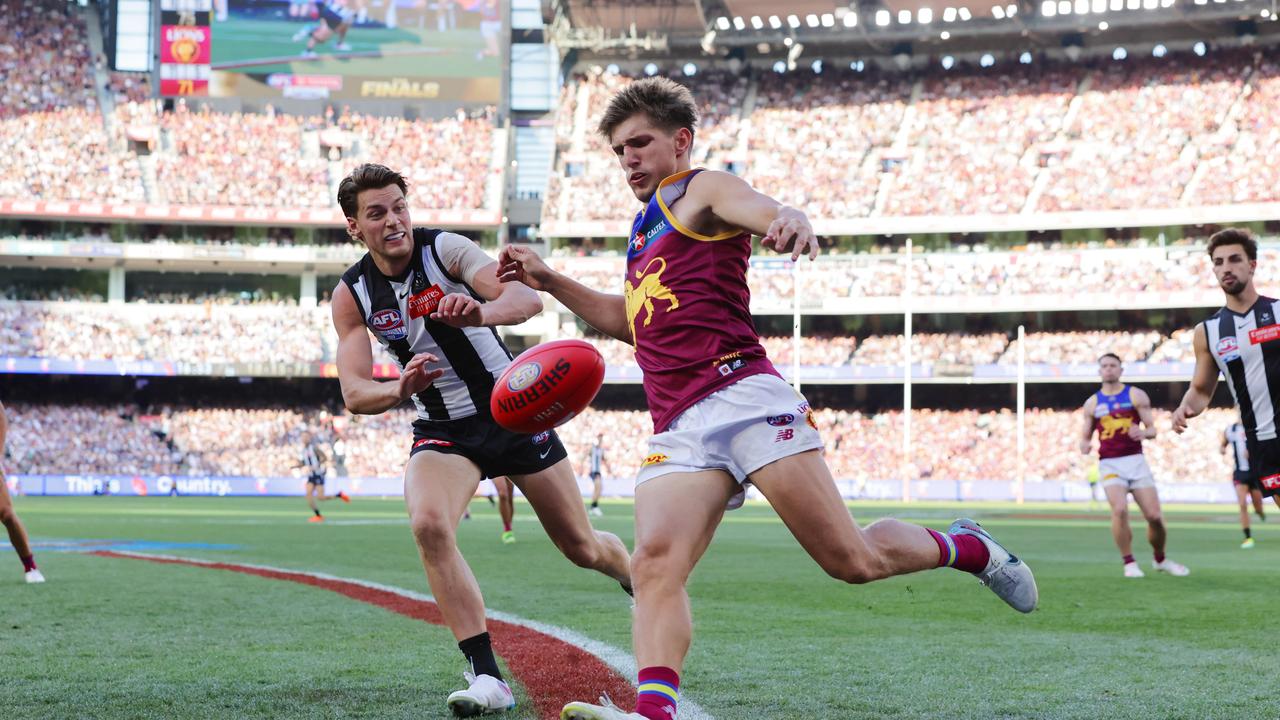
[102,550,715,720]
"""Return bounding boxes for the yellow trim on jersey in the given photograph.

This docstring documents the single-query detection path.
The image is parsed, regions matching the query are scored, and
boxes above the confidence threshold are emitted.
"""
[655,169,742,242]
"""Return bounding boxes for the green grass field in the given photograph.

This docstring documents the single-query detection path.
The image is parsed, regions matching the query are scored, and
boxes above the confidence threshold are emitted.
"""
[2,497,1277,719]
[212,17,500,78]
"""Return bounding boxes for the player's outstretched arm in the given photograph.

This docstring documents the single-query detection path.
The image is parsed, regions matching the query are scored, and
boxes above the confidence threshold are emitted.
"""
[331,283,443,415]
[430,261,541,329]
[1079,396,1096,455]
[496,245,632,344]
[690,170,819,261]
[1173,324,1219,434]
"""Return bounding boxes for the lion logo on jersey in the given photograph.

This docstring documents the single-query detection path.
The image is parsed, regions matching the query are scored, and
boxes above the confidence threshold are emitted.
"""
[625,256,680,340]
[1098,414,1132,440]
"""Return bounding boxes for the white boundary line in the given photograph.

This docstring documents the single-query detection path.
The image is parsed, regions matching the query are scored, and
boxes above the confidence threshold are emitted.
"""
[101,550,714,720]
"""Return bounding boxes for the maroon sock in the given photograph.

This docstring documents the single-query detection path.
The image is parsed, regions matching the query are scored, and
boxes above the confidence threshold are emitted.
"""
[20,554,36,572]
[1122,554,1135,565]
[635,666,679,720]
[1153,551,1165,564]
[502,519,512,532]
[927,529,990,574]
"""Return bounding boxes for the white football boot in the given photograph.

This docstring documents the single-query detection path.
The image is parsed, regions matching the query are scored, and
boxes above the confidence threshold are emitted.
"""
[24,569,45,584]
[1154,558,1190,576]
[447,672,515,717]
[562,695,647,720]
[1123,562,1145,578]
[948,518,1038,613]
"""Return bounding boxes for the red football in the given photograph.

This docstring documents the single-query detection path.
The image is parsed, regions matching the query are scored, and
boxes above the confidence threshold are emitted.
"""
[491,339,606,434]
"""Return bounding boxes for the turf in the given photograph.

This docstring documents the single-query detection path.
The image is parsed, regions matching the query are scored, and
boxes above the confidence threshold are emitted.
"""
[211,17,500,78]
[2,497,1277,719]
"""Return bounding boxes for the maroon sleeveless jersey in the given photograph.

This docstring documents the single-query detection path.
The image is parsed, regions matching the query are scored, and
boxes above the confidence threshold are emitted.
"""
[625,169,780,432]
[1093,385,1143,459]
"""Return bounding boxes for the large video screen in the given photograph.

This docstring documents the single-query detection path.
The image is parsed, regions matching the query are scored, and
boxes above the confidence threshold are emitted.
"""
[205,0,502,101]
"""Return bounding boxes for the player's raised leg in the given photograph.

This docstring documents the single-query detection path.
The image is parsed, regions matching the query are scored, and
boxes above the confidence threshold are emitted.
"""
[1131,486,1188,576]
[405,450,514,717]
[511,459,630,588]
[751,449,1036,610]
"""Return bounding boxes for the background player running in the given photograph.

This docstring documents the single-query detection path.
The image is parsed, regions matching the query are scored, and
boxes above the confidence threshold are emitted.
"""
[1079,354,1188,578]
[331,163,631,718]
[300,430,349,523]
[1223,420,1266,548]
[1174,228,1280,511]
[498,77,1038,720]
[586,434,607,517]
[0,400,43,583]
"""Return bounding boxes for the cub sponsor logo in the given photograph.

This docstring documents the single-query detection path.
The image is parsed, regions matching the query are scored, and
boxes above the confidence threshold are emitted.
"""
[408,284,446,319]
[1249,324,1280,346]
[641,453,668,467]
[413,438,455,449]
[370,309,408,341]
[507,362,543,392]
[766,414,795,427]
[1217,335,1241,361]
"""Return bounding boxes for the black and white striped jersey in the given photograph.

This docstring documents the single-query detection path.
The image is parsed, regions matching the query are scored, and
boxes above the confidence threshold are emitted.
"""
[1225,422,1250,472]
[1205,297,1280,441]
[341,228,512,422]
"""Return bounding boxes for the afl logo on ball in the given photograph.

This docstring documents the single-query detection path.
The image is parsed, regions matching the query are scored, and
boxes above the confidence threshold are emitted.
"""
[507,362,542,392]
[370,309,407,340]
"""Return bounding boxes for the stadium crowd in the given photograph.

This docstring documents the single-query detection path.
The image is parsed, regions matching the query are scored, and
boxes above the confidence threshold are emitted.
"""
[544,47,1280,223]
[0,403,1240,489]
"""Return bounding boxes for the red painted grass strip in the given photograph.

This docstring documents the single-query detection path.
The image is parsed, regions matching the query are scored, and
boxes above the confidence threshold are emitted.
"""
[91,550,636,719]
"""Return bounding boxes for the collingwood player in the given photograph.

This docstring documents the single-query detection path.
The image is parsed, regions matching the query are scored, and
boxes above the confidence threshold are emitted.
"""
[329,164,632,718]
[1175,228,1280,511]
[1222,420,1266,548]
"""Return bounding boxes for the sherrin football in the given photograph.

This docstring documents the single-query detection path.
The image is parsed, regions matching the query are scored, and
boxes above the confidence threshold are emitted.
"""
[490,339,606,434]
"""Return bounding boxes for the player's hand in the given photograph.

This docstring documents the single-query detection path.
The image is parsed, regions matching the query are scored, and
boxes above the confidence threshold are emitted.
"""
[1171,404,1197,434]
[1079,439,1092,455]
[1126,425,1146,441]
[396,353,443,400]
[431,293,484,328]
[497,245,557,291]
[761,207,819,261]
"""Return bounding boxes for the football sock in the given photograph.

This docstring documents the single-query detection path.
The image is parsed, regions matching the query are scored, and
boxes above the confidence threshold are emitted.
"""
[635,666,679,720]
[1154,551,1166,564]
[313,508,322,517]
[20,554,36,572]
[926,529,989,574]
[459,632,502,681]
[502,519,512,532]
[1122,554,1135,565]
[591,500,599,509]
[1244,528,1252,539]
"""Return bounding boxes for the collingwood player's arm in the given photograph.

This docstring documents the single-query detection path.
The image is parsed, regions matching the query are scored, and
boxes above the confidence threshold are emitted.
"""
[431,235,543,329]
[331,282,443,415]
[1173,324,1219,434]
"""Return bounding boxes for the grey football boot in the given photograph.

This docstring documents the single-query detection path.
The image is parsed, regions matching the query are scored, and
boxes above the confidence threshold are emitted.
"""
[948,518,1038,613]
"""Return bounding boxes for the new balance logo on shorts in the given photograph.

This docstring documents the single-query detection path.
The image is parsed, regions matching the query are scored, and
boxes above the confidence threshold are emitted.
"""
[775,429,794,442]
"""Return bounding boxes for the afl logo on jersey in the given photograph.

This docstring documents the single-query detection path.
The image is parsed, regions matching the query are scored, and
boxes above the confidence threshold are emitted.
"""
[371,309,408,340]
[507,361,542,392]
[1217,336,1241,361]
